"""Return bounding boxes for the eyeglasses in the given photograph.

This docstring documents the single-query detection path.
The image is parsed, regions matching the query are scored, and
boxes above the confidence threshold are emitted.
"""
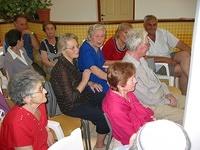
[28,83,45,95]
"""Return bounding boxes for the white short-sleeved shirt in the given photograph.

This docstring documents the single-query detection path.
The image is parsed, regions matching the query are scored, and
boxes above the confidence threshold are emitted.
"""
[147,28,179,57]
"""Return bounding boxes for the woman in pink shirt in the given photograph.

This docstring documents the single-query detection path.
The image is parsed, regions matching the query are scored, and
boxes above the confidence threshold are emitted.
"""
[102,62,154,145]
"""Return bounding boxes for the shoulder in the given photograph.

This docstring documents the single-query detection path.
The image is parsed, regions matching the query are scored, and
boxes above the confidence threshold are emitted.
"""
[157,28,172,36]
[103,90,126,110]
[80,41,89,49]
[104,37,114,44]
[3,106,25,124]
[123,54,136,64]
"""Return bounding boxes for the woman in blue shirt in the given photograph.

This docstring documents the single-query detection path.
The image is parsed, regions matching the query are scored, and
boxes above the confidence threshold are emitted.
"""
[78,24,109,93]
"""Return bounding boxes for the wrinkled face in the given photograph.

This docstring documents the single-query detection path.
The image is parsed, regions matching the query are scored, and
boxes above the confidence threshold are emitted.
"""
[90,29,106,48]
[29,82,47,104]
[14,17,28,32]
[144,19,157,36]
[65,39,79,60]
[123,74,137,92]
[138,36,150,57]
[44,24,56,38]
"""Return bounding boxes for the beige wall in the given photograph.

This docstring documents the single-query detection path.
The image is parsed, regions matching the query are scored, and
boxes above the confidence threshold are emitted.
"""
[51,0,98,21]
[135,0,197,19]
[50,0,196,21]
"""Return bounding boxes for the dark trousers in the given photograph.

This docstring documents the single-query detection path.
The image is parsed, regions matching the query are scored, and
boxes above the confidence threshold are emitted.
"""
[65,93,110,134]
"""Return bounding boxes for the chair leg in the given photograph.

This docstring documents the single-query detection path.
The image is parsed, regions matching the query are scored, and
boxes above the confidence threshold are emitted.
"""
[105,133,112,150]
[81,119,91,150]
[81,123,88,150]
[104,113,112,150]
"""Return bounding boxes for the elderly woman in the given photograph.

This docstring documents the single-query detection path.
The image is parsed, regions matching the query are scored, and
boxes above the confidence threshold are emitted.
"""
[103,62,154,145]
[0,70,54,150]
[78,24,109,93]
[102,23,133,60]
[122,29,185,124]
[4,29,46,79]
[3,29,33,79]
[39,22,59,76]
[50,33,109,150]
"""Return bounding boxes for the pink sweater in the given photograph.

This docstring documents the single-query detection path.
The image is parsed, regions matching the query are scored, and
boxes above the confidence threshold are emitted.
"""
[102,89,154,145]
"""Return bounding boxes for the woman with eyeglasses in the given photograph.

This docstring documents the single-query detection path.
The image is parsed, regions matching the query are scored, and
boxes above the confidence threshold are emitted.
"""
[50,33,109,150]
[0,70,54,150]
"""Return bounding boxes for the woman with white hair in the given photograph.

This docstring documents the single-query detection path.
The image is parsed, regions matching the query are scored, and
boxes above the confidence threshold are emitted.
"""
[50,33,109,150]
[122,29,185,124]
[78,24,109,93]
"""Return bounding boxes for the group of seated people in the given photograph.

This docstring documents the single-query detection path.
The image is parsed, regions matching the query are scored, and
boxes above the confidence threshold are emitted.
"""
[0,14,191,150]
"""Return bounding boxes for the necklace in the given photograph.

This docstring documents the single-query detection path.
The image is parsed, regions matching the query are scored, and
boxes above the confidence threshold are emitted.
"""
[115,38,126,51]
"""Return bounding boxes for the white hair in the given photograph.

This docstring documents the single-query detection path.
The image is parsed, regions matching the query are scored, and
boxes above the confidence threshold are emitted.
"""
[87,24,106,41]
[125,29,147,51]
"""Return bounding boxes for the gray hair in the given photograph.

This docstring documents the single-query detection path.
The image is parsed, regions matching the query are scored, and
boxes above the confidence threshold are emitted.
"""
[87,24,106,41]
[57,33,78,55]
[144,15,157,23]
[115,23,133,38]
[125,29,148,51]
[8,70,44,106]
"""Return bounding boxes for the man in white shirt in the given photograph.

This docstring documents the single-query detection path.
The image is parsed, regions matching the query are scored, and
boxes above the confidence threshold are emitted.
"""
[143,15,191,95]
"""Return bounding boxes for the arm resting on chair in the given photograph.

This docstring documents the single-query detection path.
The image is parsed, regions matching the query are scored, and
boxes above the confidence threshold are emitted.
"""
[146,56,176,65]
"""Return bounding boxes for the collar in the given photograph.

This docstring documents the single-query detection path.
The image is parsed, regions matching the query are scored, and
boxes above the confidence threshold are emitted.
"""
[7,46,24,59]
[125,52,146,68]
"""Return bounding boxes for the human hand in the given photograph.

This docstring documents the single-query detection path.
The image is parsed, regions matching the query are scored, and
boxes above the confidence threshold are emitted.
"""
[47,129,54,147]
[88,81,103,93]
[82,69,91,83]
[165,94,177,107]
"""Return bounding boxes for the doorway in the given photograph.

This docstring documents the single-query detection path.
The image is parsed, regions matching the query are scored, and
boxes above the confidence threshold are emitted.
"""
[98,0,134,21]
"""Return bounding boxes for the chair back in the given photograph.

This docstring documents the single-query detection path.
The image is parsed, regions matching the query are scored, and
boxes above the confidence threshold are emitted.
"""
[48,120,64,140]
[48,128,84,150]
[44,81,62,117]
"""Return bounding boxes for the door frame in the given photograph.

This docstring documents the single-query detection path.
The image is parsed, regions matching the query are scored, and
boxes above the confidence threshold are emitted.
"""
[97,0,135,22]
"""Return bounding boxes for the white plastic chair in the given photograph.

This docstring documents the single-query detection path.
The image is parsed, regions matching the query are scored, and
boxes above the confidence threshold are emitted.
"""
[47,120,64,140]
[48,128,84,150]
[156,63,175,86]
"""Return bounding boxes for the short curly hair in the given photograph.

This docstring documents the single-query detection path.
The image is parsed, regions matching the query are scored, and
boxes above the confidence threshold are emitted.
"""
[87,24,106,41]
[107,62,135,91]
[8,70,45,106]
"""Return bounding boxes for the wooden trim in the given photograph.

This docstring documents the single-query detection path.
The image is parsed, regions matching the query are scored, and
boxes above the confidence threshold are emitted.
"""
[133,0,135,20]
[97,0,101,22]
[97,0,136,22]
[0,18,195,25]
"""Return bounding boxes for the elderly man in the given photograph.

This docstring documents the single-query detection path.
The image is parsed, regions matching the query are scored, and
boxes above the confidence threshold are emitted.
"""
[122,29,185,124]
[4,14,39,61]
[143,15,191,95]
